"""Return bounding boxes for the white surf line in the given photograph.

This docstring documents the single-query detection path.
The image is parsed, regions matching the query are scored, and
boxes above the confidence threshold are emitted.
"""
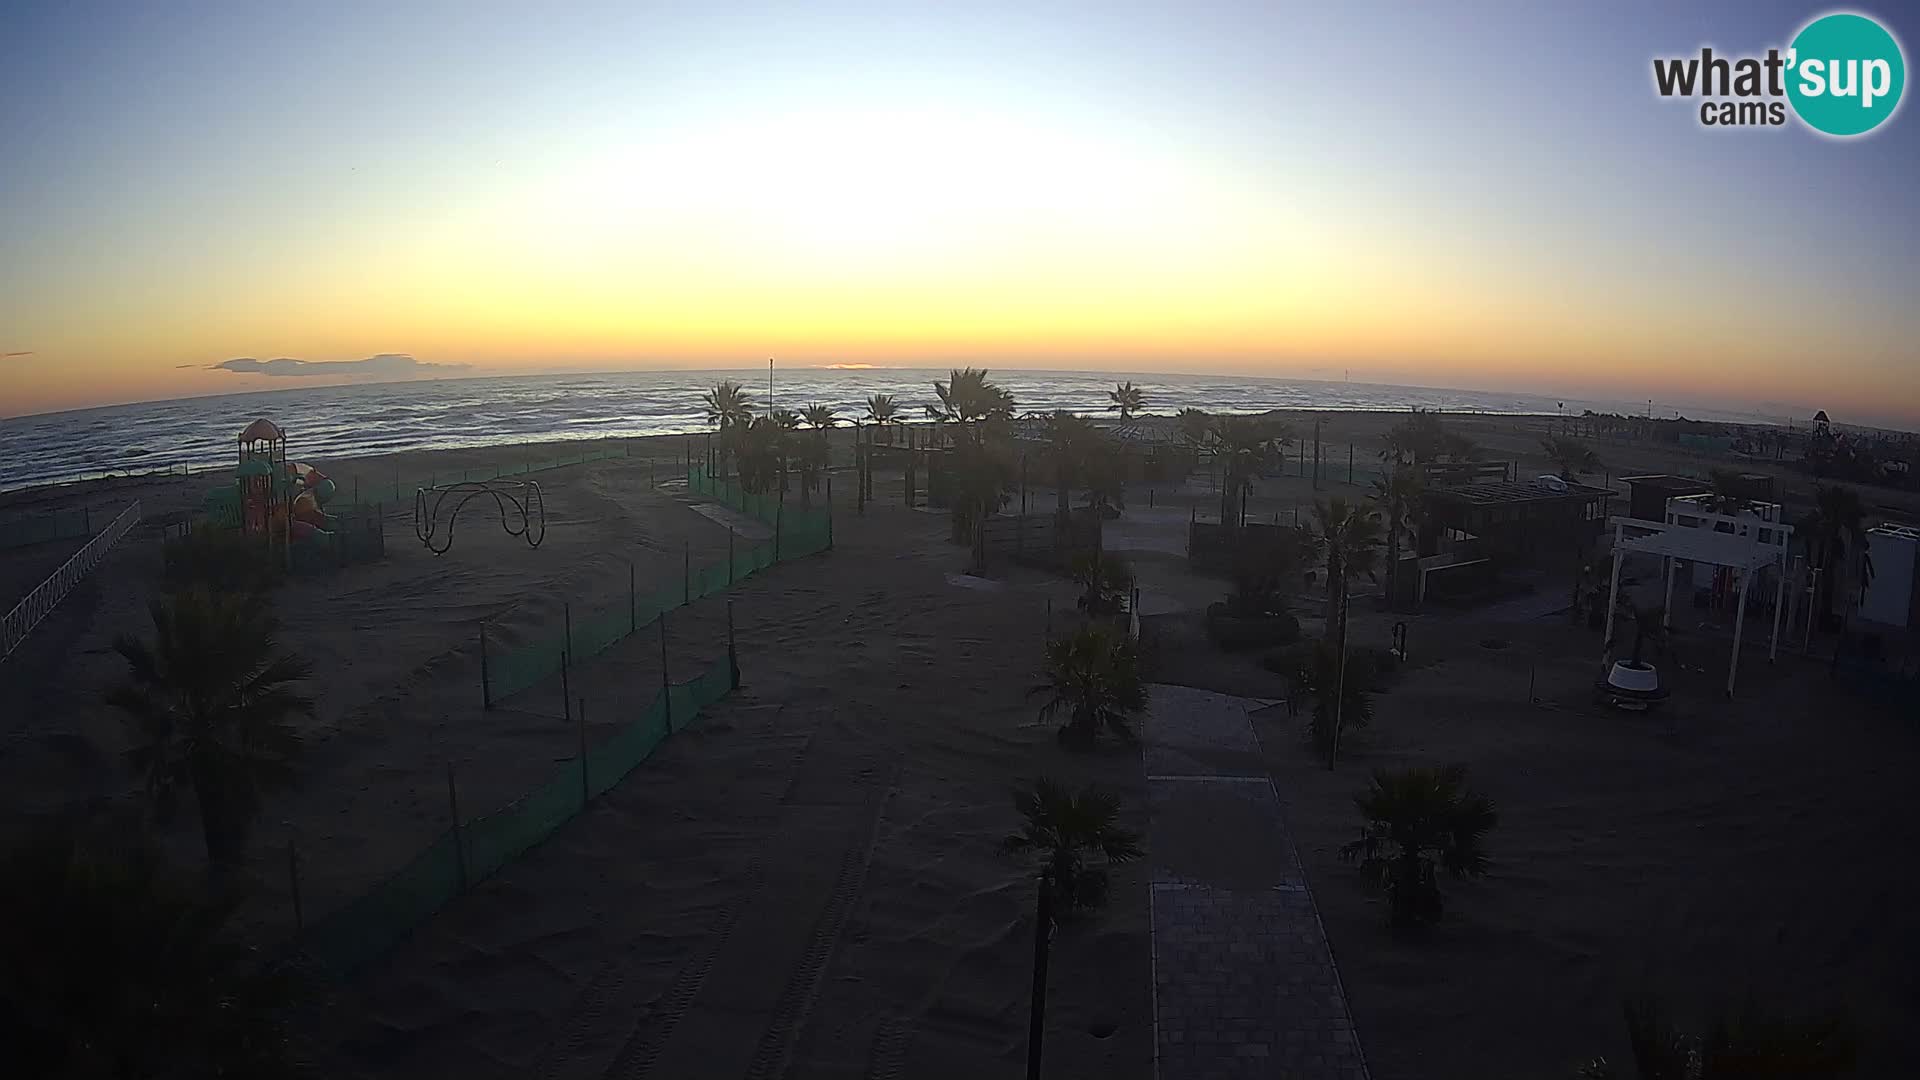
[1145,774,1268,783]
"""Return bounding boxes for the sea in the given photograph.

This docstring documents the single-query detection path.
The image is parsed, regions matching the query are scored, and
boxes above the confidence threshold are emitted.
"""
[0,368,1794,493]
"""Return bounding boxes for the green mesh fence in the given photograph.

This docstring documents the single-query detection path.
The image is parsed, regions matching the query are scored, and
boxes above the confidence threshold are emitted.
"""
[301,654,734,976]
[0,508,101,551]
[480,463,830,705]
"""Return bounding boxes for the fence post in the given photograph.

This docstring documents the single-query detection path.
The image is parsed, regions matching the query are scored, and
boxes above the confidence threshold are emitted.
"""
[826,475,834,550]
[578,698,589,803]
[727,598,740,689]
[479,625,492,709]
[1045,597,1052,640]
[728,527,736,585]
[561,649,572,725]
[660,613,673,730]
[447,763,468,890]
[287,832,304,931]
[774,494,784,562]
[1349,444,1355,485]
[563,601,573,662]
[684,541,692,604]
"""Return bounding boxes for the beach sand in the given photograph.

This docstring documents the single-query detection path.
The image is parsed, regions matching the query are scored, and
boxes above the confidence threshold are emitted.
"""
[3,414,1915,1077]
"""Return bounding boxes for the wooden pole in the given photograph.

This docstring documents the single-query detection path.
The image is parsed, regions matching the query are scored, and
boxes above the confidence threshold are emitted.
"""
[660,613,673,730]
[447,763,467,889]
[727,598,740,689]
[684,541,692,604]
[728,527,736,585]
[1348,443,1355,485]
[826,474,834,550]
[629,560,637,633]
[479,625,492,709]
[561,649,572,725]
[1726,566,1753,699]
[1025,873,1053,1080]
[563,601,573,664]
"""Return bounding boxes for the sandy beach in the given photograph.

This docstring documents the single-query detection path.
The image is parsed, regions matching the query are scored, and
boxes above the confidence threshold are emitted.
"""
[3,413,1915,1078]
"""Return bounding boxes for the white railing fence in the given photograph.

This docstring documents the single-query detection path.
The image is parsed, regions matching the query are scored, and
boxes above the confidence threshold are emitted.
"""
[1,500,143,660]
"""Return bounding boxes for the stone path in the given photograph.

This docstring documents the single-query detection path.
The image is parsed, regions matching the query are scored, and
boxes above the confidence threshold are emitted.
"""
[1145,684,1369,1080]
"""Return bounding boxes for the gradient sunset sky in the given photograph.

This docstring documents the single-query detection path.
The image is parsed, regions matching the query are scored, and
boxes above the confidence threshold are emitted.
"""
[3,1,1916,426]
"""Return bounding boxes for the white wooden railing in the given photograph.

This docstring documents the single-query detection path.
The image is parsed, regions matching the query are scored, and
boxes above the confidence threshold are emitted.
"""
[1,500,142,660]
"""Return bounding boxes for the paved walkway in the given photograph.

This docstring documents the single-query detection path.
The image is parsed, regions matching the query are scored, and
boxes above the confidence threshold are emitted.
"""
[1145,684,1369,1080]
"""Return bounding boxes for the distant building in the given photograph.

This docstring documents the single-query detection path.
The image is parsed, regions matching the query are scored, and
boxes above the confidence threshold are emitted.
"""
[1418,477,1613,564]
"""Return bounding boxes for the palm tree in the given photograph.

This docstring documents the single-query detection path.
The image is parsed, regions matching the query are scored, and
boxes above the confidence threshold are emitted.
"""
[0,827,304,1077]
[1042,410,1100,524]
[796,403,838,507]
[771,407,802,431]
[1338,764,1496,928]
[948,435,1016,563]
[701,380,755,477]
[1106,381,1145,420]
[863,392,899,426]
[1000,777,1142,916]
[1311,496,1383,637]
[1800,483,1869,630]
[109,588,311,868]
[1211,416,1291,527]
[1369,464,1423,607]
[929,367,1015,446]
[733,415,790,496]
[1031,623,1147,748]
[1174,407,1212,450]
[1071,551,1133,617]
[1286,638,1379,752]
[1540,435,1601,480]
[801,402,838,433]
[1609,601,1668,670]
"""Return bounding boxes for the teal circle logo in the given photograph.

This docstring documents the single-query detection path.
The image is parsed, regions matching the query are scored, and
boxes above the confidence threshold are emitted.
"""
[1787,13,1906,136]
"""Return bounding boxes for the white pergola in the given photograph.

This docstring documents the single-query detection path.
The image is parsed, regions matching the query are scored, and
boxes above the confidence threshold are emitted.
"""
[1601,512,1793,699]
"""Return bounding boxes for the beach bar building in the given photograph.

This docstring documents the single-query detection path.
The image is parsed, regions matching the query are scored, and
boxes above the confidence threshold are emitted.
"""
[1418,477,1613,564]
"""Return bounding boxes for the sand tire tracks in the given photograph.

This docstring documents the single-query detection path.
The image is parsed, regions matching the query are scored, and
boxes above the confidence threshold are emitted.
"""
[743,759,900,1080]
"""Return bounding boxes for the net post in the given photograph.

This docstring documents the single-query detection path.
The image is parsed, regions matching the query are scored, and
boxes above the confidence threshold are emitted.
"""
[659,613,673,730]
[684,541,691,604]
[629,560,637,633]
[578,698,589,803]
[447,762,468,890]
[479,624,492,709]
[728,527,736,585]
[727,598,740,689]
[826,474,834,550]
[563,601,573,662]
[561,649,572,725]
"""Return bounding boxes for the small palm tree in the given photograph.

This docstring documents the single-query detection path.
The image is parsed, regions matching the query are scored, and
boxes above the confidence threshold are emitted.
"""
[734,415,790,495]
[801,402,838,433]
[771,407,802,431]
[1369,464,1423,607]
[1042,410,1100,523]
[1339,764,1496,928]
[1312,497,1382,639]
[1541,435,1601,480]
[1031,623,1147,748]
[0,828,304,1076]
[1106,381,1145,420]
[863,392,899,426]
[1174,407,1212,450]
[1071,551,1133,617]
[1001,778,1142,916]
[1211,416,1291,527]
[109,588,311,868]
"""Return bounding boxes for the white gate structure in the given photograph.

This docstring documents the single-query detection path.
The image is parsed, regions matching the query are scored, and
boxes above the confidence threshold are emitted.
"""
[1,500,143,660]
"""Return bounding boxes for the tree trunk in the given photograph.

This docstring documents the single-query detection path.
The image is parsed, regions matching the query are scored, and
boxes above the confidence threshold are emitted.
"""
[191,754,248,869]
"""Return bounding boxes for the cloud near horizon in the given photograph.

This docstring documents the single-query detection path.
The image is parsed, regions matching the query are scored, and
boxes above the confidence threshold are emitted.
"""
[211,353,469,378]
[3,351,33,358]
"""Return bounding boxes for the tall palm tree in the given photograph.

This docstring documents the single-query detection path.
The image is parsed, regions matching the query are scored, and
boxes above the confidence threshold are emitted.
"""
[863,392,899,426]
[1338,764,1496,928]
[1000,777,1142,916]
[1031,623,1147,749]
[1540,435,1601,480]
[1286,638,1378,752]
[1312,496,1382,638]
[1801,483,1869,629]
[796,403,838,506]
[801,402,838,433]
[0,828,305,1077]
[929,367,1015,443]
[109,588,311,868]
[1042,410,1100,523]
[1211,416,1291,527]
[948,435,1016,563]
[702,380,755,478]
[1106,381,1145,420]
[1369,464,1424,607]
[734,415,790,496]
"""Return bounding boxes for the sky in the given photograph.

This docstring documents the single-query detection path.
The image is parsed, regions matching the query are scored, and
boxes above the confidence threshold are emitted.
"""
[2,1,1916,427]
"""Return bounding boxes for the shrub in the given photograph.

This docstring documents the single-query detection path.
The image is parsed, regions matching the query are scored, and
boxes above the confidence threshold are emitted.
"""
[163,527,281,594]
